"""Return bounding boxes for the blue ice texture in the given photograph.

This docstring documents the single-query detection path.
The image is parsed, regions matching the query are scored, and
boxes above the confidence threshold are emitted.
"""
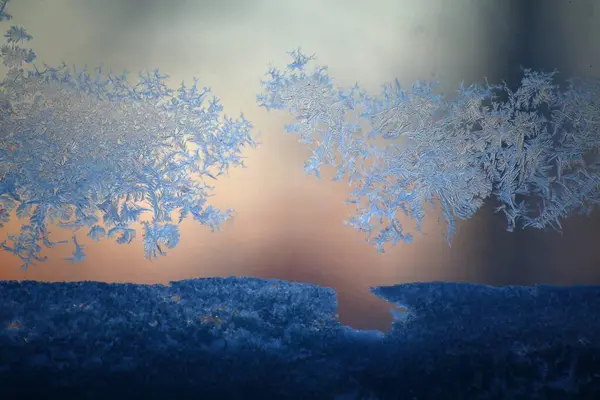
[2,0,600,268]
[0,0,259,269]
[257,48,600,252]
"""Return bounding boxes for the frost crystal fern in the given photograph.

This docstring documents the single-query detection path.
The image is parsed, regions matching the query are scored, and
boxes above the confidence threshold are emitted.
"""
[0,0,259,269]
[258,49,600,252]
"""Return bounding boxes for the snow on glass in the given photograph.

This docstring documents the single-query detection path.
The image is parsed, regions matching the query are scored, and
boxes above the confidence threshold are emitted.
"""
[0,0,259,269]
[258,48,600,253]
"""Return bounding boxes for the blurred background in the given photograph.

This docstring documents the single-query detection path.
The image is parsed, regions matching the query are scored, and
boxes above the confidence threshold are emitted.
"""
[1,0,599,331]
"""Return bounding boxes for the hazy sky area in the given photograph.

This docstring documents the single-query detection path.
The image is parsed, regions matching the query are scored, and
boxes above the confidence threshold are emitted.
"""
[1,0,599,331]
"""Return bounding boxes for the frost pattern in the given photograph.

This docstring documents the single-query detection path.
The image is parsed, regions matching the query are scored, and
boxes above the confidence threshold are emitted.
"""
[258,49,600,252]
[0,0,259,269]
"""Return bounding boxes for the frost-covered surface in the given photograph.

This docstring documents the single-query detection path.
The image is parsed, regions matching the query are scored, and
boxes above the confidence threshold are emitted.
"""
[258,49,600,251]
[0,276,599,399]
